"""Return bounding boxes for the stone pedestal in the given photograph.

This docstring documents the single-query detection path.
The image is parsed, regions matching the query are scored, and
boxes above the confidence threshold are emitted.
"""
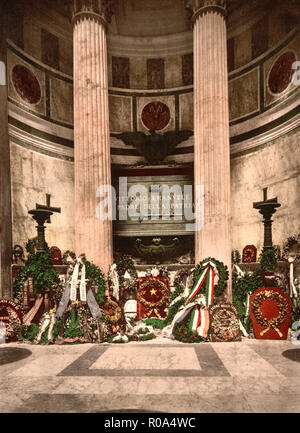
[0,12,12,298]
[189,0,232,299]
[71,0,113,275]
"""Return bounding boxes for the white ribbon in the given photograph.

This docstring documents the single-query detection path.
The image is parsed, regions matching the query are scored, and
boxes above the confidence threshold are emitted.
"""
[239,320,249,337]
[233,264,245,277]
[109,264,120,301]
[79,263,86,302]
[70,262,79,301]
[288,257,298,298]
[70,258,87,302]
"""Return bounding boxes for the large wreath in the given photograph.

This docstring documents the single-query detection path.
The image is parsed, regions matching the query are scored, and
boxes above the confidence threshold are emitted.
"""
[210,308,240,341]
[137,278,169,309]
[116,256,138,293]
[193,257,228,300]
[252,290,289,337]
[282,235,300,261]
[101,297,122,324]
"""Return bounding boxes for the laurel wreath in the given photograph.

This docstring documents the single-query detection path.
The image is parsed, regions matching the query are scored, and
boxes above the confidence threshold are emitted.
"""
[102,297,122,324]
[137,278,169,309]
[193,257,229,299]
[251,290,288,336]
[62,250,76,265]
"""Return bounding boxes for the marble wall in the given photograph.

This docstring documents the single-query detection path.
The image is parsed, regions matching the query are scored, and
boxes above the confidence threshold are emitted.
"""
[5,1,300,259]
[231,127,300,254]
[10,141,74,253]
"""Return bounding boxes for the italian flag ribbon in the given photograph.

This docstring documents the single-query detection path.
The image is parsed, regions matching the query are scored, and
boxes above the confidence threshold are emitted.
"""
[189,307,210,337]
[186,260,215,307]
[190,308,201,332]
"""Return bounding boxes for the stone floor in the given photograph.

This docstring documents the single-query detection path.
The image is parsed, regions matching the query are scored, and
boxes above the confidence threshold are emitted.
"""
[0,338,299,413]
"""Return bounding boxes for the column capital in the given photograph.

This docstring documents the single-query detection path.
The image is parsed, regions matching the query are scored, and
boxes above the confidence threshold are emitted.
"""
[185,0,227,23]
[65,0,116,28]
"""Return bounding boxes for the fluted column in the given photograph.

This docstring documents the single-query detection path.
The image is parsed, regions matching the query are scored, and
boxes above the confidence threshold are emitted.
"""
[0,10,12,298]
[188,0,232,299]
[70,0,113,275]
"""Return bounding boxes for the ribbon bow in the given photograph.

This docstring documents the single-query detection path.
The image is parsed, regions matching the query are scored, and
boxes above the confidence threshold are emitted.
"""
[186,260,217,307]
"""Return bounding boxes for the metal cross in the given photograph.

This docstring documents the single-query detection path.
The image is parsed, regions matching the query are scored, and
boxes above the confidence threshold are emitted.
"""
[36,193,61,223]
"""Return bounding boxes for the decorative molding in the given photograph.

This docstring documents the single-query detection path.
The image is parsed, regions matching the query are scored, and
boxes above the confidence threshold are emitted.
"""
[230,111,300,158]
[9,125,74,161]
[65,0,116,27]
[107,32,193,58]
[185,0,227,23]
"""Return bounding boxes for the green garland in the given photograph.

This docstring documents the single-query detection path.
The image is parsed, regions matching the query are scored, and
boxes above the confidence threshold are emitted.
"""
[259,247,278,271]
[82,257,107,306]
[64,309,82,339]
[13,241,61,309]
[232,270,263,333]
[143,317,165,329]
[135,333,156,341]
[17,324,39,342]
[164,284,185,325]
[232,250,241,264]
[193,257,229,302]
[116,256,138,293]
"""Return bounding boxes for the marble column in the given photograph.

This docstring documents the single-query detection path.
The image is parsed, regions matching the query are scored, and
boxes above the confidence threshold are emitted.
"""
[188,0,232,299]
[0,12,13,298]
[71,0,113,275]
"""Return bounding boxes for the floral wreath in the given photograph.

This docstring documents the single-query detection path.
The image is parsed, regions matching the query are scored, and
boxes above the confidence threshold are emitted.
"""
[50,246,62,265]
[210,308,240,341]
[193,257,228,299]
[102,297,122,324]
[252,290,289,337]
[137,278,169,309]
[116,256,138,292]
[62,250,76,265]
[282,235,300,261]
[5,308,22,340]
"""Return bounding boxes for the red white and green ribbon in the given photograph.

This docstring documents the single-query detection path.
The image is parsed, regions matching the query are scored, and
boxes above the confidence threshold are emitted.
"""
[186,259,215,307]
[189,307,210,337]
[190,308,201,332]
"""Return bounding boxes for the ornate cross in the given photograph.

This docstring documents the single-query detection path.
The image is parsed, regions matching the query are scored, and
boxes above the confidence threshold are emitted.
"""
[36,194,61,223]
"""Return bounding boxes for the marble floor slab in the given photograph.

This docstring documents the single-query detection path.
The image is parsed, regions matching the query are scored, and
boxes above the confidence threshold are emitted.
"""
[0,339,299,413]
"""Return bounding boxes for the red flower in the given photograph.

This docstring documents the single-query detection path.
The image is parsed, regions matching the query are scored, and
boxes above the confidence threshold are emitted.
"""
[178,332,183,336]
[108,308,114,315]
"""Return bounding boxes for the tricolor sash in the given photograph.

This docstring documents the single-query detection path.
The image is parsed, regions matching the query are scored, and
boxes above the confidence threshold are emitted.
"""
[189,306,210,337]
[186,260,216,307]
